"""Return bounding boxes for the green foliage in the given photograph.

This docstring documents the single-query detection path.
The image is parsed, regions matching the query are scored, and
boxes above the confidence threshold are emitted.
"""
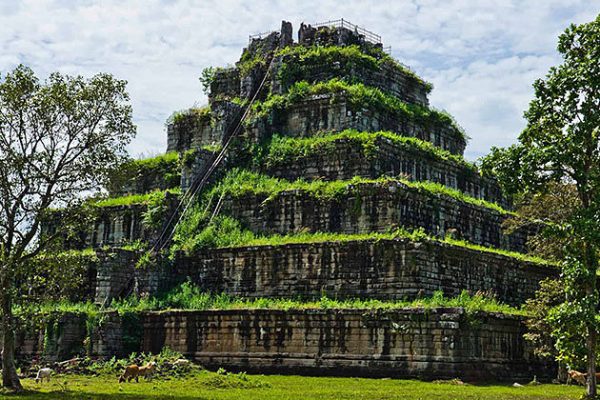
[275,44,431,91]
[142,190,172,229]
[502,182,579,261]
[93,188,180,208]
[249,79,466,142]
[0,64,136,389]
[168,106,212,128]
[479,17,600,392]
[238,41,270,76]
[479,145,540,202]
[523,278,565,360]
[546,252,600,369]
[182,148,198,168]
[171,202,208,254]
[31,284,526,315]
[106,152,181,195]
[199,66,216,95]
[172,206,550,265]
[264,130,478,173]
[173,215,255,254]
[208,169,508,214]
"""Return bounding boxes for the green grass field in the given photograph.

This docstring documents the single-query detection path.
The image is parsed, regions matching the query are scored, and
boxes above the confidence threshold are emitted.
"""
[1,371,584,400]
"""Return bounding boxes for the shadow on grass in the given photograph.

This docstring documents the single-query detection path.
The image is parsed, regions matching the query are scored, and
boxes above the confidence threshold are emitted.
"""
[1,388,215,400]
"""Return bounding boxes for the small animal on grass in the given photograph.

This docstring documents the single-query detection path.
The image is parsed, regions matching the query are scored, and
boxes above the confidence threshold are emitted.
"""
[35,368,53,383]
[119,361,157,383]
[567,369,587,385]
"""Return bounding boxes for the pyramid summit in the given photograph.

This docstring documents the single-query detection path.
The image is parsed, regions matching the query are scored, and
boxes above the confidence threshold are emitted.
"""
[26,19,556,381]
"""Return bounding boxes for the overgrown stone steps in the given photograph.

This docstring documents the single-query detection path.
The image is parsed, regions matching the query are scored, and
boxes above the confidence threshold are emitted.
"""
[245,92,466,155]
[263,132,504,205]
[219,180,528,252]
[164,238,556,307]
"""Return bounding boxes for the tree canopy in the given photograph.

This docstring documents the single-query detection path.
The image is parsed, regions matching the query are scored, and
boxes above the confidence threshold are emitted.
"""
[0,65,136,391]
[481,15,600,397]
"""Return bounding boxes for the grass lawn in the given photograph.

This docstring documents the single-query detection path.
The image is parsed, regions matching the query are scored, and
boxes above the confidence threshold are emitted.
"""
[0,371,584,400]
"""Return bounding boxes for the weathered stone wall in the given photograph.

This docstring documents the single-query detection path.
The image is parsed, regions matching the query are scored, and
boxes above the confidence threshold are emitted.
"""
[265,136,505,206]
[221,182,527,251]
[248,94,466,156]
[13,312,125,361]
[95,249,139,305]
[178,239,556,306]
[209,67,240,101]
[166,101,243,153]
[272,55,429,106]
[13,308,555,381]
[89,205,147,247]
[40,205,148,251]
[14,314,87,361]
[142,308,554,381]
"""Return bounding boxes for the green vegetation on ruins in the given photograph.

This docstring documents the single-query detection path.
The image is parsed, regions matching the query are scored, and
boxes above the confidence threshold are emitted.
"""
[206,169,509,214]
[171,213,551,266]
[275,44,432,91]
[167,106,211,126]
[107,152,181,195]
[93,188,181,208]
[20,284,527,317]
[264,129,478,172]
[249,79,467,141]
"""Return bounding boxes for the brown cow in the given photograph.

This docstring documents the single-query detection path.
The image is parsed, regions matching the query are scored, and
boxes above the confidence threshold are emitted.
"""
[567,369,587,386]
[118,361,157,383]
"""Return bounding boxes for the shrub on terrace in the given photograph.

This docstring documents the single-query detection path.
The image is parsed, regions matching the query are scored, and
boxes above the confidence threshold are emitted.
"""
[106,152,181,196]
[275,44,432,92]
[249,79,466,142]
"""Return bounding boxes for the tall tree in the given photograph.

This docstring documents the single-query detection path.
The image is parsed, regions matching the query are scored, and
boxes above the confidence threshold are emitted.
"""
[0,65,135,391]
[481,15,600,397]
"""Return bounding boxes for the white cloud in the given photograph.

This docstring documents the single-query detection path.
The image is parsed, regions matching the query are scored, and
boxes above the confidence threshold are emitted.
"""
[1,0,599,160]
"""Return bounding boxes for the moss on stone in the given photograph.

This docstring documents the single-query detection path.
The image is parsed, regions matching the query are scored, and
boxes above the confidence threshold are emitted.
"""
[275,44,432,91]
[264,130,478,173]
[249,79,467,142]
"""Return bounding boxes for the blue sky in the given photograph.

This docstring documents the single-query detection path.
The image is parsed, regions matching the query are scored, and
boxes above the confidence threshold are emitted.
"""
[1,0,599,160]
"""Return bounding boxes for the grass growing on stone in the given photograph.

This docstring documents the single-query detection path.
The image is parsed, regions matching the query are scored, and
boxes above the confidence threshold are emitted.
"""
[240,229,552,266]
[93,188,180,208]
[265,129,478,173]
[249,79,467,142]
[208,169,509,214]
[5,371,583,399]
[275,44,432,91]
[106,152,182,195]
[24,286,527,317]
[173,211,551,266]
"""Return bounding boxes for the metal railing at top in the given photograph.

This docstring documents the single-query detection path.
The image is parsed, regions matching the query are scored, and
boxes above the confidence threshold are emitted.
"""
[312,18,382,45]
[248,19,387,48]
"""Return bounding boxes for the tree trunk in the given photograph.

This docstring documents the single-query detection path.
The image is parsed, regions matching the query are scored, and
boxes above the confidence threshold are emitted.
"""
[1,291,22,392]
[586,327,597,398]
[585,240,598,398]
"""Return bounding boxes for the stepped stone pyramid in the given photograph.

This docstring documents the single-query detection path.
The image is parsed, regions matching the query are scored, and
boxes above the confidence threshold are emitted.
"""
[28,19,557,380]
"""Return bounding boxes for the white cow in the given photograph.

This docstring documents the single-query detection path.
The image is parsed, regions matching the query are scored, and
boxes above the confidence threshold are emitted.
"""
[35,367,53,383]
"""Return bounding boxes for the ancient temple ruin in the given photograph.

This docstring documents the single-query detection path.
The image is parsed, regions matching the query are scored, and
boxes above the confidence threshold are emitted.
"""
[24,20,557,380]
